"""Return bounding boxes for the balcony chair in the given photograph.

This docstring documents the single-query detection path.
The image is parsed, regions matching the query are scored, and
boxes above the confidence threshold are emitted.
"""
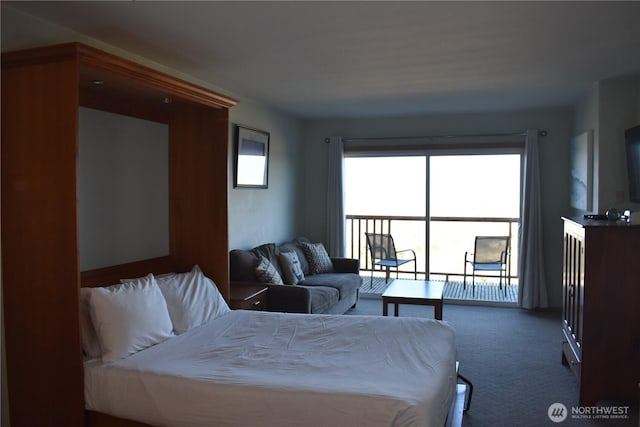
[463,236,510,295]
[365,232,417,288]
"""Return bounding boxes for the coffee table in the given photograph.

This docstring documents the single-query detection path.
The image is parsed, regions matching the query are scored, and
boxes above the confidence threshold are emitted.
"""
[382,279,444,319]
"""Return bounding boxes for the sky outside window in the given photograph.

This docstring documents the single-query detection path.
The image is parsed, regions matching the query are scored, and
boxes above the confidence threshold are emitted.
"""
[345,154,520,217]
[344,156,426,216]
[430,155,521,217]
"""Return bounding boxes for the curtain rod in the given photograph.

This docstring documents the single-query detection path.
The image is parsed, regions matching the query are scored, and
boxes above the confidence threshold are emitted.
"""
[324,130,547,143]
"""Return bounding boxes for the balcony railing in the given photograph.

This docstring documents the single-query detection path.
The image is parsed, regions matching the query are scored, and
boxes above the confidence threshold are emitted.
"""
[346,214,519,283]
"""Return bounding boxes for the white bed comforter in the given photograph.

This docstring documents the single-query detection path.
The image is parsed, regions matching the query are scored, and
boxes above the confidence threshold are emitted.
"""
[85,310,456,427]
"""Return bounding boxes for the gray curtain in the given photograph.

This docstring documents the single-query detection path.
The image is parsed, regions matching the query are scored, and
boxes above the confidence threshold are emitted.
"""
[326,136,345,257]
[518,129,549,309]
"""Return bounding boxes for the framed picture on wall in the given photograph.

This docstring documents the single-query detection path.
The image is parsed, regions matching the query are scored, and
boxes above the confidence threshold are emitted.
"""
[234,125,270,188]
[570,130,593,211]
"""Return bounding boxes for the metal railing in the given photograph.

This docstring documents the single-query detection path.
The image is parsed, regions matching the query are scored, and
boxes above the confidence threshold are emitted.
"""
[346,214,520,282]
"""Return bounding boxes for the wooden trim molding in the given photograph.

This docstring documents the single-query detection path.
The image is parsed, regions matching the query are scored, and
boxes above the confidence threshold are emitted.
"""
[76,43,237,109]
[2,42,238,110]
[86,411,153,427]
[80,256,176,287]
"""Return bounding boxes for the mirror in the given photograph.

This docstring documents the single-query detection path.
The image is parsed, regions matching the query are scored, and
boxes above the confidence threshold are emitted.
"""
[234,125,270,188]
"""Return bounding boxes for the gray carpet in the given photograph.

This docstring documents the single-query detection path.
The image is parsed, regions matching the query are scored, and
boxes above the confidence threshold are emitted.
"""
[346,299,638,427]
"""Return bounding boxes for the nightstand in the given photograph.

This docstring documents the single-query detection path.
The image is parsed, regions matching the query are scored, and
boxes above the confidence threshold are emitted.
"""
[230,285,268,311]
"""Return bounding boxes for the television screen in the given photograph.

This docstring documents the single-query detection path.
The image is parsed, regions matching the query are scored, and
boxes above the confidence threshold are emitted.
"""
[625,125,640,203]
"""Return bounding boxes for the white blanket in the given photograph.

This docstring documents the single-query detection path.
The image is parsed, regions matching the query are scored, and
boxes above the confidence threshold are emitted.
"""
[85,311,456,427]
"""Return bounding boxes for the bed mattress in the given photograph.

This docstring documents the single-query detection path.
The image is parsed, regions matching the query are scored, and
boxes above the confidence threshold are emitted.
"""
[84,310,456,427]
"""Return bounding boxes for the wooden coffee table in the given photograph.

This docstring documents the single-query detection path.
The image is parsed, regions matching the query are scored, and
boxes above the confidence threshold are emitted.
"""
[382,279,444,319]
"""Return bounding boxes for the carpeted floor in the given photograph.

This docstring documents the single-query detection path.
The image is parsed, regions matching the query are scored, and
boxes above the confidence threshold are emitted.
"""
[346,298,638,427]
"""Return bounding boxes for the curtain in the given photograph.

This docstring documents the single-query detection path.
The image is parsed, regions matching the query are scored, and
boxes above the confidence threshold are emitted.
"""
[326,136,345,257]
[518,129,549,309]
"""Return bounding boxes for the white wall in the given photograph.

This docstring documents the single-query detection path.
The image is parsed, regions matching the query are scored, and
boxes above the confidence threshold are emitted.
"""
[301,107,574,307]
[598,74,640,212]
[228,100,303,249]
[573,74,640,214]
[573,84,600,213]
[78,107,170,270]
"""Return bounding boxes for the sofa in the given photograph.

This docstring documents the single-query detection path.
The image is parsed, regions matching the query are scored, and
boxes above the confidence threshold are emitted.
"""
[230,238,361,314]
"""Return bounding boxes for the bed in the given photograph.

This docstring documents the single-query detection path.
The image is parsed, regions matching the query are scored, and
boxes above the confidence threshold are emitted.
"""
[80,265,458,427]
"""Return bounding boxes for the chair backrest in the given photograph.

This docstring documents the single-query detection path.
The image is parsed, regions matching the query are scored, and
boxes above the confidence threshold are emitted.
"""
[365,233,397,261]
[473,236,509,264]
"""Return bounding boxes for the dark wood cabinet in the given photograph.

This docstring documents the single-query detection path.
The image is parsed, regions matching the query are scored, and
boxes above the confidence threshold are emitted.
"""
[2,43,236,427]
[561,217,640,406]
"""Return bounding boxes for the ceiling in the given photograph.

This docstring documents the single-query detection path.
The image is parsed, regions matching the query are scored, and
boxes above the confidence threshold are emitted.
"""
[4,1,640,118]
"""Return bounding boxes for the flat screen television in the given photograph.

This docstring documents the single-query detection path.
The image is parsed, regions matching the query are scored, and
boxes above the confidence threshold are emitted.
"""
[625,124,640,203]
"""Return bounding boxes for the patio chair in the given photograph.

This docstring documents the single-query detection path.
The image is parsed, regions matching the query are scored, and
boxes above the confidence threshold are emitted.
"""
[365,233,417,288]
[463,236,510,295]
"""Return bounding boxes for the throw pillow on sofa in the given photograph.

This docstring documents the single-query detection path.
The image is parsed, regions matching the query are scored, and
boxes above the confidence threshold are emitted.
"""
[255,255,284,284]
[279,240,310,275]
[252,243,281,273]
[278,251,305,285]
[300,242,334,275]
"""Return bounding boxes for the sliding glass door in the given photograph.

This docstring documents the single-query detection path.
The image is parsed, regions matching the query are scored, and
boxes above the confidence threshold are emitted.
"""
[429,154,521,282]
[344,151,522,283]
[344,156,427,277]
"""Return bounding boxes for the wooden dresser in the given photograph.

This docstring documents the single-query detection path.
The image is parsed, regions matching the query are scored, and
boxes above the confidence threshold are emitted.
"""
[561,216,640,406]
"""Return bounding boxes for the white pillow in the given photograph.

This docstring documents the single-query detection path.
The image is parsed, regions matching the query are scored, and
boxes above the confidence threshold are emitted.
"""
[155,265,230,334]
[89,274,174,363]
[81,275,175,359]
[79,287,102,359]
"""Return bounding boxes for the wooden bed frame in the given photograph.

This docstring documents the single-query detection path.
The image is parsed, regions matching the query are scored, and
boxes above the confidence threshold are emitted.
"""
[2,42,236,427]
[80,257,177,288]
[86,411,153,427]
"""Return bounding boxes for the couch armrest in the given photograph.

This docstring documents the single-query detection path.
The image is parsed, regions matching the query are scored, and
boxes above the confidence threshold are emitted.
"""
[331,257,361,274]
[266,285,312,313]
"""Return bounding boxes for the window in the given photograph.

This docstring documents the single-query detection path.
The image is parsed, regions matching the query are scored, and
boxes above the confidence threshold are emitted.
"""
[345,156,426,216]
[344,151,521,283]
[429,154,521,280]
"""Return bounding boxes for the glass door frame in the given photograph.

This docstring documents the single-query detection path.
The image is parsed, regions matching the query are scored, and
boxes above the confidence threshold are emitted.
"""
[344,142,525,281]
